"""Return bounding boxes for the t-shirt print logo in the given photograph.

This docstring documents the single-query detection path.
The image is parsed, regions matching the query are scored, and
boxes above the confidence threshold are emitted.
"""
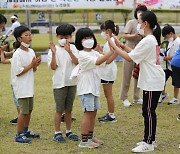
[156,45,160,65]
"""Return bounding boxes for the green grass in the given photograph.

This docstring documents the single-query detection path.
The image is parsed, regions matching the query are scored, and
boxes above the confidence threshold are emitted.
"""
[0,62,180,154]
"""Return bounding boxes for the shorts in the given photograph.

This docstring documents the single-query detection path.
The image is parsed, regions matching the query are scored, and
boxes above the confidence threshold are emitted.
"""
[164,69,172,81]
[172,65,180,88]
[18,97,34,114]
[79,93,100,112]
[101,79,114,84]
[53,86,76,113]
[11,85,19,107]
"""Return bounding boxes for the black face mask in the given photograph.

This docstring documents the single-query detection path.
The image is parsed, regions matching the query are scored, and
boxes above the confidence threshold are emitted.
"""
[11,20,15,23]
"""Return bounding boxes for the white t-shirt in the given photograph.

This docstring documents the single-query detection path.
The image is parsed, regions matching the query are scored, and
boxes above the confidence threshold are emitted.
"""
[166,37,180,71]
[48,44,78,89]
[98,37,117,81]
[6,21,21,36]
[11,48,35,99]
[77,49,104,96]
[128,35,165,91]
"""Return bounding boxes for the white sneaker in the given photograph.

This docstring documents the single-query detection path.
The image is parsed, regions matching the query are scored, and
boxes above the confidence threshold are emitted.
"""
[123,99,132,107]
[133,98,143,104]
[136,141,157,148]
[168,97,179,105]
[158,93,169,103]
[132,143,154,153]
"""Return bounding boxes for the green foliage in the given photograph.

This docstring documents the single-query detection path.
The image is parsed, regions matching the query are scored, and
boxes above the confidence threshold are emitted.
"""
[31,29,40,34]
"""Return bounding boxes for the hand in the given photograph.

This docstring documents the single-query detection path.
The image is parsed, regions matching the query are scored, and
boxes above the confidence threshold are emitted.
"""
[36,56,41,66]
[95,43,103,54]
[64,40,71,53]
[0,44,8,52]
[31,57,41,67]
[49,42,56,54]
[106,34,117,49]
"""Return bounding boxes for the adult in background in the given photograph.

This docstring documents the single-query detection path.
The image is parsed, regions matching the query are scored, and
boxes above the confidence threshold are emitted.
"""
[120,4,147,107]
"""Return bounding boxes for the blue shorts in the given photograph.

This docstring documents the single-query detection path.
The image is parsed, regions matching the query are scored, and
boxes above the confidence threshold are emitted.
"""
[79,94,100,112]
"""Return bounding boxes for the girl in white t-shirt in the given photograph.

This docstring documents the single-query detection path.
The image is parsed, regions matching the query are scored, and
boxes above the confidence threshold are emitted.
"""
[75,27,114,149]
[107,11,165,153]
[98,20,119,123]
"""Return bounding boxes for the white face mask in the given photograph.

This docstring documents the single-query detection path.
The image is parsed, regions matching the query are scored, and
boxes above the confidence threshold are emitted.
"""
[58,39,67,46]
[168,37,174,42]
[82,39,94,49]
[137,23,144,36]
[101,31,106,39]
[21,41,30,48]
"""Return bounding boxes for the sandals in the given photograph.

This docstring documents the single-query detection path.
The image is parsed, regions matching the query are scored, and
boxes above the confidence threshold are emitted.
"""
[66,132,79,141]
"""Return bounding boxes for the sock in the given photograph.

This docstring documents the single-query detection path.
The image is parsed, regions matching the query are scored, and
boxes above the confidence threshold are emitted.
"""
[55,131,62,135]
[108,112,115,118]
[24,127,28,132]
[81,134,88,142]
[66,130,72,134]
[18,132,24,135]
[88,131,93,139]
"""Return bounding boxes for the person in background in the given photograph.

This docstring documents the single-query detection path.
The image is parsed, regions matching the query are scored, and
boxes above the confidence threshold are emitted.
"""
[0,41,21,125]
[158,24,180,104]
[120,4,147,107]
[107,10,165,153]
[98,20,119,123]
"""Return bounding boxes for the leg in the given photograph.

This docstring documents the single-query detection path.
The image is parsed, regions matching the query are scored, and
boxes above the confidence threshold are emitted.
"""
[133,78,141,101]
[65,110,71,131]
[54,112,63,132]
[120,60,135,100]
[174,86,179,98]
[142,91,161,143]
[103,84,114,113]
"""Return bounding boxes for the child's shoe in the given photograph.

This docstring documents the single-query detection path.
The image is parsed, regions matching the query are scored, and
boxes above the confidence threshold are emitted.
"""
[53,133,66,143]
[136,140,157,148]
[92,136,103,145]
[66,132,79,141]
[78,140,99,149]
[15,133,31,144]
[132,142,154,153]
[25,130,40,138]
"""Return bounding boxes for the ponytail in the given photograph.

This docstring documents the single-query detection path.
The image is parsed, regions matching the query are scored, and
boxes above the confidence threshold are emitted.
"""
[114,25,119,36]
[153,23,161,46]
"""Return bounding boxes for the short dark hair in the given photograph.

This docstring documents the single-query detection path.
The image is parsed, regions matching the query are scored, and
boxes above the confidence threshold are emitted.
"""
[75,27,97,50]
[14,26,30,40]
[134,4,147,19]
[56,24,74,36]
[13,41,21,49]
[14,14,18,18]
[162,24,175,37]
[0,14,7,24]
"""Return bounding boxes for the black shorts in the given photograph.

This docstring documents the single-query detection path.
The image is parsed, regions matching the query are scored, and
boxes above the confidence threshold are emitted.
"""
[101,79,114,84]
[164,69,172,81]
[172,65,180,88]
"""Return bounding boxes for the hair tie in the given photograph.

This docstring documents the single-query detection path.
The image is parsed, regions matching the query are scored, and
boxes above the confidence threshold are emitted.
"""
[153,25,157,30]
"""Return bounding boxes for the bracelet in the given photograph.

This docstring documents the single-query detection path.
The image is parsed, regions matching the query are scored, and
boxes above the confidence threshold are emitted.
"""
[120,44,125,49]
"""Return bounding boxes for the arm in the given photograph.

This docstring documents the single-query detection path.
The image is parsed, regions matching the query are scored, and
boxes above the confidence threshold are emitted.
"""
[0,45,10,64]
[64,41,78,65]
[122,33,142,41]
[94,43,104,55]
[107,35,132,62]
[164,56,172,61]
[96,50,114,65]
[106,51,118,64]
[49,42,57,70]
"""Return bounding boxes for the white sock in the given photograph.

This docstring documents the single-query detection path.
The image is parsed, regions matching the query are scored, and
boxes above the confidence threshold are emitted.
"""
[108,113,115,118]
[66,130,72,134]
[55,131,62,135]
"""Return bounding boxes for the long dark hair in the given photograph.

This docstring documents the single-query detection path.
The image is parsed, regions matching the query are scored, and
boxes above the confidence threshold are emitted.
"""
[141,11,161,46]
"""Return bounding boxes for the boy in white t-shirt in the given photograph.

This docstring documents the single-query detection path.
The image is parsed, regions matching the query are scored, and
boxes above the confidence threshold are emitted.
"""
[11,26,41,144]
[48,24,79,143]
[159,25,180,104]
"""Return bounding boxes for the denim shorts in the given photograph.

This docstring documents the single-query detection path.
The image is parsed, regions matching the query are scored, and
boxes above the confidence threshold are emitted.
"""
[79,93,100,112]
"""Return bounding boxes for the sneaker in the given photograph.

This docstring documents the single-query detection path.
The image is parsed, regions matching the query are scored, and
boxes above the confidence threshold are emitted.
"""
[132,143,154,153]
[177,114,180,121]
[98,113,108,120]
[92,136,103,145]
[168,97,179,105]
[158,93,169,103]
[136,141,157,148]
[123,99,132,107]
[53,133,66,143]
[78,140,99,149]
[25,130,40,138]
[10,117,18,125]
[98,113,117,123]
[61,114,76,123]
[133,98,143,104]
[66,132,79,141]
[15,133,31,144]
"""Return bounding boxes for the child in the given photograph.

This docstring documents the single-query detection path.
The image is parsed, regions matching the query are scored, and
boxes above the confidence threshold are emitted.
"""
[11,26,41,144]
[0,41,21,124]
[75,27,114,148]
[98,20,119,123]
[159,25,180,104]
[107,11,165,152]
[48,24,79,143]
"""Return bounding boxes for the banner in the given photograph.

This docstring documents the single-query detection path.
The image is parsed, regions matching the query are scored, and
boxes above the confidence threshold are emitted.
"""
[0,0,180,9]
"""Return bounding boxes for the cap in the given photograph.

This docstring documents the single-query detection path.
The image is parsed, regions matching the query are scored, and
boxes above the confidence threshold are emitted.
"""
[10,15,17,19]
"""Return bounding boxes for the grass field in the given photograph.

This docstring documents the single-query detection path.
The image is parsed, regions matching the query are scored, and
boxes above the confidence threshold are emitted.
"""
[0,62,180,154]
